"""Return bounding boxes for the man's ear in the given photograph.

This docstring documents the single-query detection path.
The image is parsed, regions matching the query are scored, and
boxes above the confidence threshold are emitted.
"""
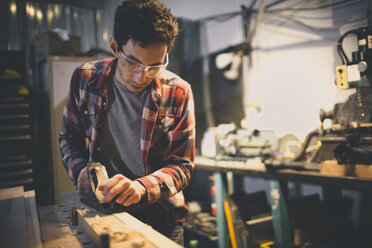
[109,37,118,56]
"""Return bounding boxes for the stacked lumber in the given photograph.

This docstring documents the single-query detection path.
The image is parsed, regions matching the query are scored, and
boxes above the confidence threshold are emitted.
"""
[0,186,42,248]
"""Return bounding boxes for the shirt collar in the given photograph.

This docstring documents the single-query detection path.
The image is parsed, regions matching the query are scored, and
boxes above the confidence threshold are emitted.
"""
[87,57,117,90]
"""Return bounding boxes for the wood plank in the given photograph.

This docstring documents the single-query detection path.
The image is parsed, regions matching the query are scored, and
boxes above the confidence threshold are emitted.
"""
[77,209,109,248]
[24,190,43,248]
[77,209,182,248]
[78,209,151,248]
[38,205,94,248]
[114,212,183,248]
[62,190,181,248]
[0,186,27,248]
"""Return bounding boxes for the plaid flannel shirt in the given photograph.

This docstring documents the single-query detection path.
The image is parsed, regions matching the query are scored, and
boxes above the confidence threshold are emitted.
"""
[59,58,195,224]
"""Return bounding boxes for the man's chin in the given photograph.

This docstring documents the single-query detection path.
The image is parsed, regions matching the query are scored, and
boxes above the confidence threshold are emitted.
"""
[126,82,147,92]
[128,83,143,91]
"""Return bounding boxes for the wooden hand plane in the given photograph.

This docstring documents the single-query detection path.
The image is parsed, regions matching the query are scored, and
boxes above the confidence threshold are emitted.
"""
[83,161,138,214]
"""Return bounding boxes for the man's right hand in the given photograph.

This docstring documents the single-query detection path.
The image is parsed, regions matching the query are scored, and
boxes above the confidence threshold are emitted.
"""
[77,167,91,194]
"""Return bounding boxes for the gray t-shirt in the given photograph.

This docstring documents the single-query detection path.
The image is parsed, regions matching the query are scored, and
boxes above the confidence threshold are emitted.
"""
[101,76,149,179]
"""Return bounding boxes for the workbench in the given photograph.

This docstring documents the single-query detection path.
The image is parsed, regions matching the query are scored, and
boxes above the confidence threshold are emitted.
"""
[195,156,372,248]
[38,191,96,248]
[0,187,181,248]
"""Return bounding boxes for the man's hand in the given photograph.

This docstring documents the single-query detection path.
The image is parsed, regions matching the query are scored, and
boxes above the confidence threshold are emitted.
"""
[98,174,146,207]
[77,167,91,194]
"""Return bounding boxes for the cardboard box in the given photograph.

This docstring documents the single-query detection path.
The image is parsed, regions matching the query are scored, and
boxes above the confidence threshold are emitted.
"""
[355,164,372,179]
[320,160,354,177]
[35,31,80,61]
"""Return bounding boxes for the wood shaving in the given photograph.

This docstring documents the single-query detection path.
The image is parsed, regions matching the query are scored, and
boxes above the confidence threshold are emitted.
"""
[93,215,103,226]
[131,237,146,247]
[82,208,91,216]
[87,214,148,246]
[111,230,127,242]
[102,223,112,232]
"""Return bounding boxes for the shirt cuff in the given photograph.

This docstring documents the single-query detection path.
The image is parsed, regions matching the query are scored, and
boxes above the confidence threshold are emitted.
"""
[135,176,161,205]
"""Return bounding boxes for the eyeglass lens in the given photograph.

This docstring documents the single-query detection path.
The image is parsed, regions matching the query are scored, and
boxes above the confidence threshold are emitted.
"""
[119,52,166,76]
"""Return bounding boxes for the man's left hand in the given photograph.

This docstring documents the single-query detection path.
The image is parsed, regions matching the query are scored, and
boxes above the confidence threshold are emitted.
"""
[98,174,146,207]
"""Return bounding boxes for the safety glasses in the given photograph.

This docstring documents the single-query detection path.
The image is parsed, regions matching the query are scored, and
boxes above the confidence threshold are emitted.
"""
[118,50,168,77]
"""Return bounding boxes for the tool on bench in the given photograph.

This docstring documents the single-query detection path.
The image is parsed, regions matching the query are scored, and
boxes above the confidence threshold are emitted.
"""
[80,161,139,214]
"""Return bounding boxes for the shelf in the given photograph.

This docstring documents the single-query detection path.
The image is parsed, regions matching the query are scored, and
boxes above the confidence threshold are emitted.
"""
[195,157,372,192]
[0,125,31,130]
[0,135,31,141]
[0,103,29,108]
[0,97,26,102]
[0,178,34,189]
[0,114,30,120]
[0,159,32,168]
[0,168,33,178]
[195,156,372,248]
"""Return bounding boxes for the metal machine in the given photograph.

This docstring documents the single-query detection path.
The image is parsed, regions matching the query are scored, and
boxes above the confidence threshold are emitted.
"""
[315,26,372,166]
[332,26,372,126]
[201,123,277,162]
[267,26,372,171]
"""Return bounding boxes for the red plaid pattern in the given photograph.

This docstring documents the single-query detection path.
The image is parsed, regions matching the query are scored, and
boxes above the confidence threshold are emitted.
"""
[59,58,195,223]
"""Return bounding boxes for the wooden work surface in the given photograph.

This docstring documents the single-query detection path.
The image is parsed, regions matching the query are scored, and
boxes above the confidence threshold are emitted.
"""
[195,156,372,191]
[38,204,94,247]
[0,188,180,248]
[0,187,42,248]
[0,187,28,248]
[38,191,181,248]
[77,210,181,248]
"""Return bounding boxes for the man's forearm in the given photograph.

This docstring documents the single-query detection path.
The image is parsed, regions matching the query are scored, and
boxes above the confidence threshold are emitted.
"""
[59,135,88,184]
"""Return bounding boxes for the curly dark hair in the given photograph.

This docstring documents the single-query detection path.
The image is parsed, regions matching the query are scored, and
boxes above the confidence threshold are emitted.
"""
[114,0,179,51]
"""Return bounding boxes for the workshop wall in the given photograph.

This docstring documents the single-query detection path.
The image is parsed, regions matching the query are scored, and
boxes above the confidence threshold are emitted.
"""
[160,0,370,142]
[2,0,369,142]
[6,0,367,142]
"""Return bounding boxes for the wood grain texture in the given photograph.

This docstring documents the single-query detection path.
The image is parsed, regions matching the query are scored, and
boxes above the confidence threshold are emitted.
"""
[24,190,42,248]
[38,205,94,248]
[0,186,27,248]
[114,212,182,248]
[62,190,182,248]
[78,209,157,248]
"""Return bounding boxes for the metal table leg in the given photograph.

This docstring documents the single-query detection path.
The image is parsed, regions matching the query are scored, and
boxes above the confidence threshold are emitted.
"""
[215,172,228,248]
[270,180,292,248]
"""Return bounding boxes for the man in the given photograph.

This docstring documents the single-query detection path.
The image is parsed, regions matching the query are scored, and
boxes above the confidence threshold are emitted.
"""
[59,0,195,245]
